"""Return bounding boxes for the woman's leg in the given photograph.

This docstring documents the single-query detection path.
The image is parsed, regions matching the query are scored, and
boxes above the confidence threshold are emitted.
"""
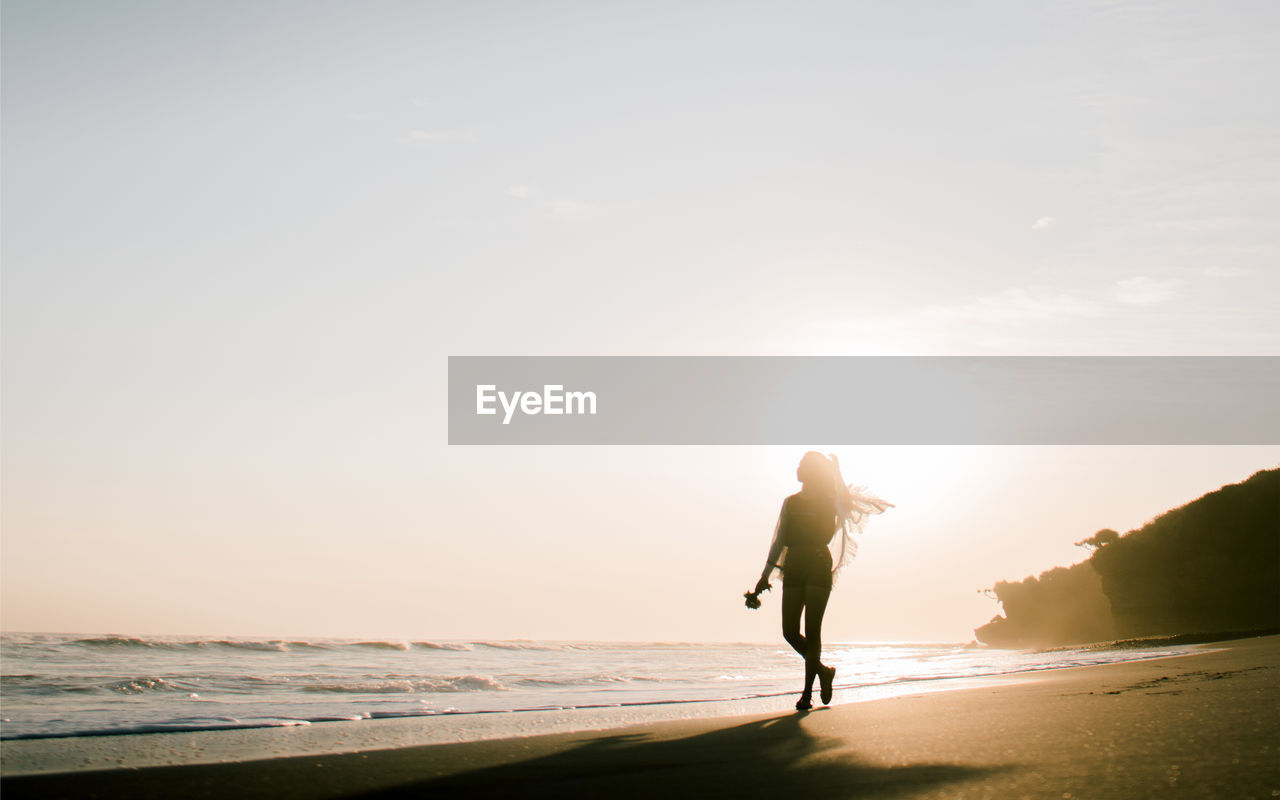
[802,584,832,695]
[782,584,814,708]
[781,583,807,658]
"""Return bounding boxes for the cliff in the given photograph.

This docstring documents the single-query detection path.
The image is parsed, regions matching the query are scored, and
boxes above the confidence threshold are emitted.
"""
[976,468,1280,648]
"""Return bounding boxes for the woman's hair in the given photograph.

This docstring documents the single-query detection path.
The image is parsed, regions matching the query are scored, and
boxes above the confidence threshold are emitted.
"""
[797,451,837,492]
[798,451,854,509]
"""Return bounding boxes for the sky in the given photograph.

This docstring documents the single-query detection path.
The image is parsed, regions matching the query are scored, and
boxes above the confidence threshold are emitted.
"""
[3,0,1278,643]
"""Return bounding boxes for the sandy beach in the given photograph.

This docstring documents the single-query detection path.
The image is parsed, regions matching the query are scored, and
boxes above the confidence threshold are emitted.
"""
[4,634,1277,799]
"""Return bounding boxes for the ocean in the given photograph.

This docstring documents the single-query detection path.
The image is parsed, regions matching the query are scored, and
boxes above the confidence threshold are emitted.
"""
[0,633,1203,741]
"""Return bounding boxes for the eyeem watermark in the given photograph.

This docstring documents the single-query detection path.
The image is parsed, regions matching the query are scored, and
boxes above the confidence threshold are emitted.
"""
[451,356,1280,444]
[476,384,598,425]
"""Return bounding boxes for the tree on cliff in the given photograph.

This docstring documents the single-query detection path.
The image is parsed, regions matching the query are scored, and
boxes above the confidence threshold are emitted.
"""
[1075,529,1119,551]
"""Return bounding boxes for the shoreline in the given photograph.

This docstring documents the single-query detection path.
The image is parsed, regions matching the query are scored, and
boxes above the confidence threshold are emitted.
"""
[2,631,1258,756]
[1,669,1040,776]
[1,635,1237,776]
[4,634,1277,798]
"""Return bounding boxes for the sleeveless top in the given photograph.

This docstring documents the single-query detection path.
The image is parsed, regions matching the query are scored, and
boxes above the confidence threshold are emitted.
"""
[776,490,837,586]
[781,490,837,549]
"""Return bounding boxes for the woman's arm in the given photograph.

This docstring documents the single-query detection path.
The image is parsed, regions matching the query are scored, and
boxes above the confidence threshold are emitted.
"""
[754,500,788,593]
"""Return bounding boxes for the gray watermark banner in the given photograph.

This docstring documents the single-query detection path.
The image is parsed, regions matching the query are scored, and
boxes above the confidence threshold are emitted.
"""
[448,356,1280,445]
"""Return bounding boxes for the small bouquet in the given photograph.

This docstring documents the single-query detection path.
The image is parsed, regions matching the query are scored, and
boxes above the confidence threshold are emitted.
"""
[743,585,770,610]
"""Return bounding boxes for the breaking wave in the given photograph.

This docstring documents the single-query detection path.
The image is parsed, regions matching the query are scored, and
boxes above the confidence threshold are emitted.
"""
[301,675,506,694]
[54,636,484,653]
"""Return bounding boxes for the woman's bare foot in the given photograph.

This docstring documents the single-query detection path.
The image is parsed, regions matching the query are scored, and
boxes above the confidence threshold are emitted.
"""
[819,665,836,705]
[795,691,813,711]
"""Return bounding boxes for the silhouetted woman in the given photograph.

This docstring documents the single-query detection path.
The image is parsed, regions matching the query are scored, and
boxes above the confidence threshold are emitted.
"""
[749,452,891,711]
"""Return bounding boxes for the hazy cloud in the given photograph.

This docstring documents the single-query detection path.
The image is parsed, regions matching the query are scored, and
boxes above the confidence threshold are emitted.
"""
[1203,265,1253,278]
[399,128,475,144]
[922,287,1100,324]
[803,286,1105,356]
[1112,276,1183,305]
[506,187,602,222]
[551,200,603,221]
[1031,217,1056,230]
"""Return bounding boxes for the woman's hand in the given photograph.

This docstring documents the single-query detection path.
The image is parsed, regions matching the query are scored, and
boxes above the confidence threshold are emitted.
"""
[745,578,772,609]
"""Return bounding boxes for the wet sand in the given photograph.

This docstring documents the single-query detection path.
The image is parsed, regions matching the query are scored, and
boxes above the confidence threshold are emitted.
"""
[4,635,1278,799]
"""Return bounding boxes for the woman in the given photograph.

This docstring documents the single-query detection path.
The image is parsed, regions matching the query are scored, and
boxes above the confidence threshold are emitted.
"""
[749,452,891,711]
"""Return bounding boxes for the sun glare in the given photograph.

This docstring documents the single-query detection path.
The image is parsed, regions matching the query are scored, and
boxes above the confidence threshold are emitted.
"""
[757,445,985,510]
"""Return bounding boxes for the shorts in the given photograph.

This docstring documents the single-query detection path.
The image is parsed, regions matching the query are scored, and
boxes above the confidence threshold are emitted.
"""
[781,546,833,589]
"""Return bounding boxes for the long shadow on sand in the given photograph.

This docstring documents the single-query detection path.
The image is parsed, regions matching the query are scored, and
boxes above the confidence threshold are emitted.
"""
[357,711,1015,799]
[1,711,1018,800]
